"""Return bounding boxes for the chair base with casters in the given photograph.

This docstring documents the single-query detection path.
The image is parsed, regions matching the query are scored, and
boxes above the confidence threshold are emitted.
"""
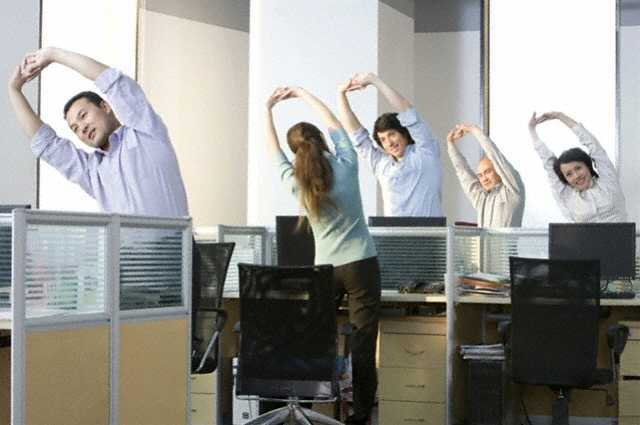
[242,397,344,425]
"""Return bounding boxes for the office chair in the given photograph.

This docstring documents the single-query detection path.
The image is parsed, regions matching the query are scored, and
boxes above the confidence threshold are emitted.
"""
[509,257,629,425]
[191,242,235,374]
[236,263,344,425]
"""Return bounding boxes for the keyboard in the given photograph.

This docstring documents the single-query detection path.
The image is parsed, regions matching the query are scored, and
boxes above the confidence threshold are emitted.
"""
[601,291,636,299]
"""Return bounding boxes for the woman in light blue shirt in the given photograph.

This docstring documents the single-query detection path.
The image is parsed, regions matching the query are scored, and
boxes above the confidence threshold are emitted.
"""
[266,86,380,425]
[337,73,443,217]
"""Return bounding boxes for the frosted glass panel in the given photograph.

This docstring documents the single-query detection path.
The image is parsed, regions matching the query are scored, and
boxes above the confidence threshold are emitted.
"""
[120,227,184,310]
[0,219,12,310]
[372,232,447,290]
[25,224,106,317]
[219,226,267,293]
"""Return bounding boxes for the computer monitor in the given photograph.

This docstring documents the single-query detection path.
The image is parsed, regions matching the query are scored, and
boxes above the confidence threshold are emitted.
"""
[0,204,31,213]
[368,216,446,227]
[548,222,636,281]
[275,216,315,266]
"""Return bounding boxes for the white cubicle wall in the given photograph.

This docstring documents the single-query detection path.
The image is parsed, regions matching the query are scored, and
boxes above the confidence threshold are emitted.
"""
[6,209,192,425]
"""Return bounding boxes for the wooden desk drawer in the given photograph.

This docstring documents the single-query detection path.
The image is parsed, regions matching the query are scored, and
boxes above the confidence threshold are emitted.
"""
[380,317,446,336]
[379,400,444,425]
[621,340,640,377]
[191,393,216,425]
[619,379,640,417]
[379,367,445,403]
[191,373,216,394]
[379,333,445,368]
[621,321,640,340]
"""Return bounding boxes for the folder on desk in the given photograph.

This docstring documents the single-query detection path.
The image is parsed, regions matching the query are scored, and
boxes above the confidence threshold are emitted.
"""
[459,273,510,296]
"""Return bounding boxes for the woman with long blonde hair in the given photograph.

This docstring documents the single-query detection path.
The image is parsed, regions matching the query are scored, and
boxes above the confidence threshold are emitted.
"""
[266,86,381,425]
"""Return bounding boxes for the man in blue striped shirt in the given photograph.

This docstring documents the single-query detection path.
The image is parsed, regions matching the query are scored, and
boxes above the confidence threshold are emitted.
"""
[8,46,189,218]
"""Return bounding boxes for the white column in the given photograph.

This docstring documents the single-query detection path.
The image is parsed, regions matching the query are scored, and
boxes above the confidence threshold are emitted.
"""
[247,0,380,226]
[0,1,39,206]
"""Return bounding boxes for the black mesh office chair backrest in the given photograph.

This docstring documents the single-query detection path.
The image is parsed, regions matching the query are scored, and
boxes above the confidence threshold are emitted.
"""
[236,263,336,400]
[509,257,600,388]
[191,242,235,374]
[195,242,235,308]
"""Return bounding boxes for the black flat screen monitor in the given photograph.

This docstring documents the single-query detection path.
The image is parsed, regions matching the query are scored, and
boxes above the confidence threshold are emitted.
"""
[548,222,636,281]
[0,204,31,214]
[276,216,315,266]
[368,216,446,227]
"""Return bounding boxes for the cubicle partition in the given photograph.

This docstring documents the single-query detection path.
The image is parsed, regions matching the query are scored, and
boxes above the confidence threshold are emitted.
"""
[199,223,640,424]
[2,209,191,425]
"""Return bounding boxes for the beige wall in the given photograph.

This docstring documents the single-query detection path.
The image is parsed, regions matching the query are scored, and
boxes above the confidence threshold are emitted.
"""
[138,5,249,227]
[414,31,481,224]
[378,2,416,216]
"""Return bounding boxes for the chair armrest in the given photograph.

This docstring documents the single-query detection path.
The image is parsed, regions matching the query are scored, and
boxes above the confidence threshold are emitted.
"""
[497,320,511,339]
[608,324,630,363]
[340,323,354,336]
[211,308,228,331]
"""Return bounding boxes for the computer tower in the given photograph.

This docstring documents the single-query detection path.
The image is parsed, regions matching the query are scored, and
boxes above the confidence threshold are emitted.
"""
[467,359,515,425]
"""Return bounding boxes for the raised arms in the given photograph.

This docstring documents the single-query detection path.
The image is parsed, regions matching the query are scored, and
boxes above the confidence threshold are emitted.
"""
[265,86,343,157]
[22,47,108,82]
[7,65,42,138]
[351,72,411,112]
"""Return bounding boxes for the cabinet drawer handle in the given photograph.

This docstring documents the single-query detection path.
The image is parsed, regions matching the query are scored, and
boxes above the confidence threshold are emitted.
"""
[404,348,425,356]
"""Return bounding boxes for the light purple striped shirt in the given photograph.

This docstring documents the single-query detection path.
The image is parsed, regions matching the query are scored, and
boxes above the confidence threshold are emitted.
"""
[31,68,189,218]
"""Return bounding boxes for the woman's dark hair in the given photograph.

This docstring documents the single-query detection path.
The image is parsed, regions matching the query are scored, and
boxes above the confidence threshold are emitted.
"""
[552,147,599,185]
[286,122,335,227]
[372,113,414,147]
[63,91,105,118]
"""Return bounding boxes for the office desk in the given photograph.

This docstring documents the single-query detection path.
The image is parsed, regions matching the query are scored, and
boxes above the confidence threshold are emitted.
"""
[450,294,640,424]
[0,312,9,330]
[457,292,640,307]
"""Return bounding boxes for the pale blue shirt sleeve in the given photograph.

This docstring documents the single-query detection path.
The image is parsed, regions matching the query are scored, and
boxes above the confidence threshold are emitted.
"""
[397,106,440,159]
[350,127,385,175]
[31,124,95,198]
[273,148,296,196]
[95,68,169,141]
[330,127,357,164]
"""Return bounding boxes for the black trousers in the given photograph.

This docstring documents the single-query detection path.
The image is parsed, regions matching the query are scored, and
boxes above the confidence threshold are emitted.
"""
[259,256,381,419]
[333,256,381,420]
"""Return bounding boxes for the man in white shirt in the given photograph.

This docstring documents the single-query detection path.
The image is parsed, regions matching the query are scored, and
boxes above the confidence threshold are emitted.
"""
[447,124,525,228]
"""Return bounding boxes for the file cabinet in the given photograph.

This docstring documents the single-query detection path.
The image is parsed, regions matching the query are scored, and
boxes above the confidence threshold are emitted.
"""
[190,373,217,425]
[619,321,640,425]
[378,316,446,425]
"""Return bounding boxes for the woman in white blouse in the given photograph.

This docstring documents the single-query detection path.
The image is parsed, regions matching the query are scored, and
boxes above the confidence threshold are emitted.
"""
[528,111,627,222]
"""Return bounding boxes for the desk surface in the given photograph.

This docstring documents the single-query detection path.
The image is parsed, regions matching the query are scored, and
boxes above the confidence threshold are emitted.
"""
[456,293,640,306]
[224,290,446,304]
[0,311,10,330]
